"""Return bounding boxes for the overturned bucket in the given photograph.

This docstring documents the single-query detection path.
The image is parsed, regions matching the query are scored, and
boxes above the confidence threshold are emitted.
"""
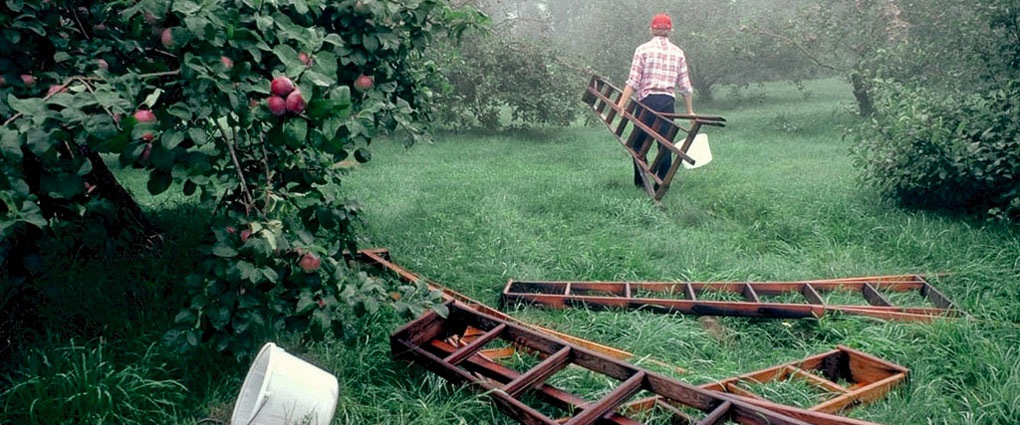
[230,342,339,425]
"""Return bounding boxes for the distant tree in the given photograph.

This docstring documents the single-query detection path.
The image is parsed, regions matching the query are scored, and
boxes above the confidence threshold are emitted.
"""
[747,0,911,115]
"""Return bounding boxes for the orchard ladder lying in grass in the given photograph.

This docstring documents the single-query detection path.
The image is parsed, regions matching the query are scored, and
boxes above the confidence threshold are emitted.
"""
[626,345,908,424]
[391,300,824,425]
[354,248,682,372]
[501,274,963,322]
[582,75,726,202]
[367,248,898,424]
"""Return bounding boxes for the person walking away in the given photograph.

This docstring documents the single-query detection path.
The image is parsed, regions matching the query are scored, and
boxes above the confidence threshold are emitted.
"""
[615,13,695,189]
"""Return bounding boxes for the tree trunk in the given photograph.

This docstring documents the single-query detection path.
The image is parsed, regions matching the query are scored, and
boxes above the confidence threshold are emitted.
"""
[850,72,875,117]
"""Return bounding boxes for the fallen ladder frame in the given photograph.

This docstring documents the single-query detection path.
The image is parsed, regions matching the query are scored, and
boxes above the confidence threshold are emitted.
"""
[392,300,825,425]
[353,248,676,369]
[625,345,907,423]
[582,75,726,201]
[360,249,899,424]
[501,275,962,322]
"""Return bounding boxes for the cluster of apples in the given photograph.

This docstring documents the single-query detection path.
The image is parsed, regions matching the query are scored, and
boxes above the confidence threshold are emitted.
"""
[266,76,306,116]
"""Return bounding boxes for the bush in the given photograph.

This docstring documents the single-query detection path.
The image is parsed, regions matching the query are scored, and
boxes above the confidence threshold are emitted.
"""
[850,79,1020,220]
[435,32,586,129]
[1,342,186,425]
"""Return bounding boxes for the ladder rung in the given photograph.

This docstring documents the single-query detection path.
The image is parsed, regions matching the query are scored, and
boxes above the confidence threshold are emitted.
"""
[444,323,506,365]
[563,371,646,425]
[802,284,824,305]
[696,400,732,425]
[863,283,893,306]
[502,347,572,397]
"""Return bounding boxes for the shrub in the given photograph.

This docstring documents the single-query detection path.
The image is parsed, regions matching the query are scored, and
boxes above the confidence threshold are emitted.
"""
[435,32,586,129]
[1,342,186,425]
[849,79,1020,220]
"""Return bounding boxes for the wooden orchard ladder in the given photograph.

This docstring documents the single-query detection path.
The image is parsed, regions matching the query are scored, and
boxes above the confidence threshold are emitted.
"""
[501,274,962,322]
[392,300,822,425]
[582,75,725,201]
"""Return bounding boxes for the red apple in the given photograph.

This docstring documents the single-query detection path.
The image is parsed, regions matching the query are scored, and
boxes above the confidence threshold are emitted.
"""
[240,229,252,242]
[160,28,174,49]
[134,109,157,123]
[97,59,109,70]
[298,253,321,273]
[285,90,306,114]
[316,299,326,308]
[226,226,236,234]
[221,56,233,69]
[353,74,374,92]
[0,76,6,87]
[267,95,287,116]
[141,132,155,142]
[20,74,36,87]
[270,76,295,96]
[299,52,312,66]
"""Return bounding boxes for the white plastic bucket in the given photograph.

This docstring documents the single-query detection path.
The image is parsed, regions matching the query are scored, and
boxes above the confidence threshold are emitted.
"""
[682,133,713,169]
[230,342,339,425]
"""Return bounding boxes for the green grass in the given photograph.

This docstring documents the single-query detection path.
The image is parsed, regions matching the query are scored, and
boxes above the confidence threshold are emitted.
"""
[5,78,1020,425]
[337,78,1020,424]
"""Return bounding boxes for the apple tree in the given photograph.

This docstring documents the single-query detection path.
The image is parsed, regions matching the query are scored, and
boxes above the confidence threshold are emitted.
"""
[1,0,481,357]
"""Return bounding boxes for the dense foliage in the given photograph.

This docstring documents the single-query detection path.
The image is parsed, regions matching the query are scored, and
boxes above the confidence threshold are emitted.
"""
[849,1,1020,219]
[1,0,480,357]
[850,79,1020,219]
[435,31,585,129]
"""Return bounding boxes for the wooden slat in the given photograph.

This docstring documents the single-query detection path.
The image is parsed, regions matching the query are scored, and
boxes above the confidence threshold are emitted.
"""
[696,401,732,425]
[803,284,825,305]
[444,323,506,365]
[502,347,573,397]
[562,372,646,425]
[862,283,893,307]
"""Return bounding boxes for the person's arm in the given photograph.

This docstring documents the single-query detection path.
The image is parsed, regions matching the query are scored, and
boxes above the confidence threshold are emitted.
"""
[616,85,635,111]
[618,48,643,111]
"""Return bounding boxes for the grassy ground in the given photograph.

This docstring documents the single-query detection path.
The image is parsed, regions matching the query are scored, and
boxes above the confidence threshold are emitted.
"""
[338,78,1020,424]
[4,78,1019,425]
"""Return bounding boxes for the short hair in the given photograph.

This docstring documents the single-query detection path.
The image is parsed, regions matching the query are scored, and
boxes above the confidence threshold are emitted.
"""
[652,28,671,37]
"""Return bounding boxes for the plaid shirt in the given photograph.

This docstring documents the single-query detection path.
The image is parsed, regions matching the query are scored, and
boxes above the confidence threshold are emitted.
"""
[625,36,693,100]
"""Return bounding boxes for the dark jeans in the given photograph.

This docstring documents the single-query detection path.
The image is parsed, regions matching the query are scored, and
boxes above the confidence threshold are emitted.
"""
[629,94,675,187]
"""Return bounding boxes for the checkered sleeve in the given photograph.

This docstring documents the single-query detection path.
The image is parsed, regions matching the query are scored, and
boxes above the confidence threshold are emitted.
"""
[625,48,643,91]
[676,52,693,97]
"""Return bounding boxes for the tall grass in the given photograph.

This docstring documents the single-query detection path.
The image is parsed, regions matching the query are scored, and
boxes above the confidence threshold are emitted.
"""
[338,78,1020,424]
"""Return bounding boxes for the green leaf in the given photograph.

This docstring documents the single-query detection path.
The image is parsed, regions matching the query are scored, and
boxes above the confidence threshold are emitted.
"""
[212,243,238,258]
[296,292,317,314]
[142,89,164,109]
[311,309,330,333]
[284,119,308,148]
[354,147,371,163]
[147,170,173,195]
[39,173,82,199]
[168,103,193,120]
[208,305,231,329]
[6,94,44,116]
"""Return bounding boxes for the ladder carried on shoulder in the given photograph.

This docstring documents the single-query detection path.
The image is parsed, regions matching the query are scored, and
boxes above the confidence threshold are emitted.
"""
[501,274,962,322]
[582,75,725,201]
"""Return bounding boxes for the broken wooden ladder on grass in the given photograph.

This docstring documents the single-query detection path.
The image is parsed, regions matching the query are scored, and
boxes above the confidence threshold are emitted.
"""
[501,274,962,322]
[361,249,904,424]
[625,345,908,425]
[392,300,830,425]
[582,75,726,202]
